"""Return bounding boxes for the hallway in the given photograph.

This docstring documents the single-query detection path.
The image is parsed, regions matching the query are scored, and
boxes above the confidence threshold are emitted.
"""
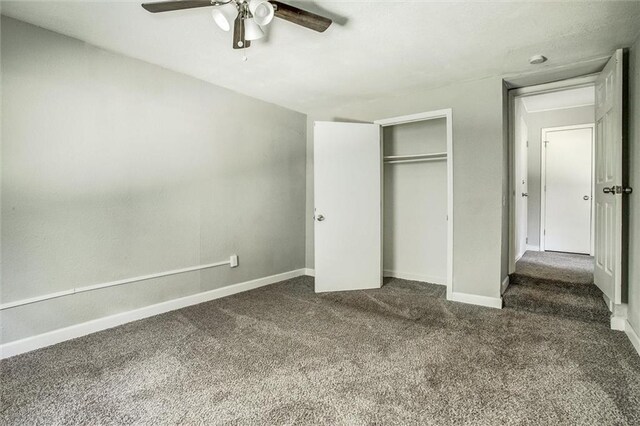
[504,251,610,324]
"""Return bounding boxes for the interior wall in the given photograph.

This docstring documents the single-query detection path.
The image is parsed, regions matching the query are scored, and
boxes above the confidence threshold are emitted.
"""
[383,119,447,284]
[0,17,307,344]
[628,34,640,339]
[522,104,595,248]
[306,76,506,299]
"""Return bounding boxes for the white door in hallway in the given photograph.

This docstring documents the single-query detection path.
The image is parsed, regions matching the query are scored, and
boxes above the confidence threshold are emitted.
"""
[542,125,593,255]
[314,121,382,292]
[594,49,625,305]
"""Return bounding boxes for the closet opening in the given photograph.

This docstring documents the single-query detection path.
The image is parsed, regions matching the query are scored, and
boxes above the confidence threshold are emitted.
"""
[375,110,453,296]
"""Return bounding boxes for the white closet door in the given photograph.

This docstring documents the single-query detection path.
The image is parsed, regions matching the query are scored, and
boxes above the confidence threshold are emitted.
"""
[314,122,382,293]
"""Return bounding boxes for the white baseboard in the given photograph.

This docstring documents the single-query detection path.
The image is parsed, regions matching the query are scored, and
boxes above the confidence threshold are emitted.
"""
[383,270,446,285]
[447,291,503,309]
[501,276,510,295]
[612,316,627,331]
[0,268,307,360]
[304,268,315,277]
[526,245,540,252]
[610,303,628,331]
[626,321,640,358]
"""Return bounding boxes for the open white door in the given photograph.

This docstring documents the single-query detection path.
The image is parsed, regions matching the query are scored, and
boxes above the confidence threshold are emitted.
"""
[314,121,382,293]
[594,49,626,304]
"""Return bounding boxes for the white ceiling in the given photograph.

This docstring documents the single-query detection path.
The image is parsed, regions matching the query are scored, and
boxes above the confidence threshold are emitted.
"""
[2,1,640,113]
[522,86,595,113]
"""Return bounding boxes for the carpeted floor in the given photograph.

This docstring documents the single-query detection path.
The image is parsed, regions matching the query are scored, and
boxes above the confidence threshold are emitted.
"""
[1,276,639,425]
[504,251,611,324]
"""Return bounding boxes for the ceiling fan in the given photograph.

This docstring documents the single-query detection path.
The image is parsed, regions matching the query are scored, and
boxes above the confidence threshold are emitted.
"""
[141,0,332,49]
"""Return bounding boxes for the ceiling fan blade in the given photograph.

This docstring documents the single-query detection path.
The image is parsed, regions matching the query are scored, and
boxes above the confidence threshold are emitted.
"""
[232,14,250,49]
[270,1,332,33]
[141,1,215,13]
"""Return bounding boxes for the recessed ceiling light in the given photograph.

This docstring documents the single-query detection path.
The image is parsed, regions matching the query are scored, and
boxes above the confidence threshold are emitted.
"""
[529,55,548,65]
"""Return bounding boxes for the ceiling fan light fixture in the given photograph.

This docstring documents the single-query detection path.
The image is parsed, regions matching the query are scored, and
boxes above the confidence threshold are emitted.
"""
[248,0,274,26]
[211,3,237,31]
[244,18,265,40]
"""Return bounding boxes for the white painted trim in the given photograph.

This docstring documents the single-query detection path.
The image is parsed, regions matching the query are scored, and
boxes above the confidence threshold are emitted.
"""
[374,109,452,126]
[539,124,594,254]
[447,291,503,309]
[0,257,237,311]
[526,244,540,252]
[0,269,306,359]
[374,108,454,299]
[610,303,628,331]
[501,276,510,295]
[626,321,640,358]
[383,270,446,286]
[304,268,315,277]
[509,74,598,97]
[612,316,627,331]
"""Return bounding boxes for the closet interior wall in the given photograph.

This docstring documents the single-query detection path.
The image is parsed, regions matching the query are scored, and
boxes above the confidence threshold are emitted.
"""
[383,118,448,284]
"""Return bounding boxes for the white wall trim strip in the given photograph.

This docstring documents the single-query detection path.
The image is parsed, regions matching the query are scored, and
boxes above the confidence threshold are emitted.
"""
[0,268,306,359]
[0,256,238,311]
[304,268,316,277]
[626,321,640,358]
[383,270,446,286]
[447,291,503,309]
[501,276,510,295]
[526,245,540,252]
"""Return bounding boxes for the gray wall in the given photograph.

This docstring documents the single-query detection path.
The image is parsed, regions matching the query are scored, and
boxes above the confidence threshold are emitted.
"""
[523,105,595,248]
[628,34,640,338]
[383,119,447,283]
[0,17,307,344]
[306,76,507,299]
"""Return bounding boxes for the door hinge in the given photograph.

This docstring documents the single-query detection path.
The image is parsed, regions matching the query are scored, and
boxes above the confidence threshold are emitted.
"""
[543,140,549,146]
[526,140,529,148]
[526,237,528,244]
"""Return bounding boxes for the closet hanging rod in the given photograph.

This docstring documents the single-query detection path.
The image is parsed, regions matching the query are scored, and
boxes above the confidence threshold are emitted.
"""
[385,157,447,164]
[383,152,447,161]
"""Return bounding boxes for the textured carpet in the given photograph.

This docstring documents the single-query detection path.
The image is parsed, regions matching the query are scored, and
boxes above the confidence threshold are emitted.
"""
[2,276,639,425]
[504,251,610,324]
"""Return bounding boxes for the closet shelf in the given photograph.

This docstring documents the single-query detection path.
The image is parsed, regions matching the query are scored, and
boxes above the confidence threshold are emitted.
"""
[383,152,447,164]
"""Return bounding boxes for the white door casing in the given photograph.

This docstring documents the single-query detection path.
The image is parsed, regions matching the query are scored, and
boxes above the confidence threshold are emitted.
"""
[541,125,594,254]
[594,49,624,304]
[516,115,529,258]
[313,121,383,293]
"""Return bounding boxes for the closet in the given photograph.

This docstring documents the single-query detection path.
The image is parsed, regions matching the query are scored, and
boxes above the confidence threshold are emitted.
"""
[382,117,449,285]
[313,110,452,293]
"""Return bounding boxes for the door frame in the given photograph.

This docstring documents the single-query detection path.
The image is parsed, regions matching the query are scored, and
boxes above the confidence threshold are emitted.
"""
[508,74,598,274]
[374,109,454,296]
[539,123,595,254]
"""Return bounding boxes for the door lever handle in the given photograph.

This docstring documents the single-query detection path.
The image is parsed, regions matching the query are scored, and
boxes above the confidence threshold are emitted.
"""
[521,193,528,197]
[603,186,616,194]
[316,214,325,222]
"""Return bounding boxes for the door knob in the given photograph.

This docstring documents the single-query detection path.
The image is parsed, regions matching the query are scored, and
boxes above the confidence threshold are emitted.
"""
[603,186,616,194]
[316,214,325,222]
[583,195,590,200]
[521,193,528,197]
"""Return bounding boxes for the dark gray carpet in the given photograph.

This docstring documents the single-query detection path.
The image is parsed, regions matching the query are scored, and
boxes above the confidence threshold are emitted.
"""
[504,251,610,324]
[2,276,639,425]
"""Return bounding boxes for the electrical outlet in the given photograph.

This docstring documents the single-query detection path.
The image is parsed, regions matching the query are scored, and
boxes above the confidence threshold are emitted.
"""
[230,255,238,268]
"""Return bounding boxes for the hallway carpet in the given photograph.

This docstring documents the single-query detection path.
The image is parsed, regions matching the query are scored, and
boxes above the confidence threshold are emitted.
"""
[2,276,639,425]
[504,251,610,324]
